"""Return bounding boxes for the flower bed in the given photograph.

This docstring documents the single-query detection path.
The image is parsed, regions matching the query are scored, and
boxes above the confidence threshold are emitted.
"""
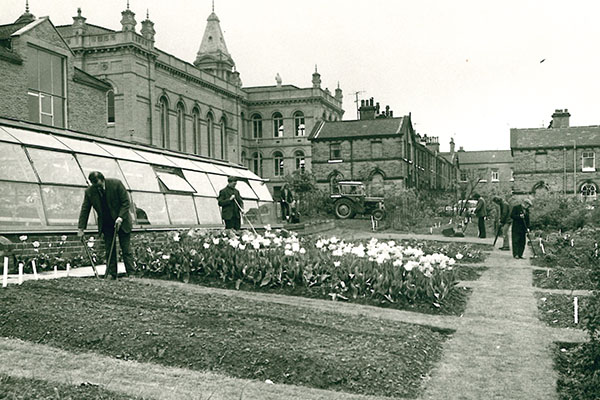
[454,265,488,281]
[130,229,469,314]
[555,341,600,400]
[532,268,596,290]
[532,228,600,269]
[536,293,591,329]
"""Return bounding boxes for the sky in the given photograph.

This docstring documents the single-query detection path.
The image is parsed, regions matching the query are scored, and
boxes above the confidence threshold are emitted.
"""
[4,0,600,151]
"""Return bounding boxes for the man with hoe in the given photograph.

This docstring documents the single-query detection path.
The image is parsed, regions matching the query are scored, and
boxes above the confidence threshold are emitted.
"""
[218,176,244,230]
[492,196,511,251]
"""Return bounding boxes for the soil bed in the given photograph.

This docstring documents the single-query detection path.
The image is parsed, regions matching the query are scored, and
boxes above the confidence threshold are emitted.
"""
[0,374,140,400]
[554,342,600,400]
[0,278,451,398]
[532,268,596,290]
[454,265,488,281]
[535,293,590,328]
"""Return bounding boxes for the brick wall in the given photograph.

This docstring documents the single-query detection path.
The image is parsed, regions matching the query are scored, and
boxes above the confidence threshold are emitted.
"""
[0,58,28,121]
[68,79,108,136]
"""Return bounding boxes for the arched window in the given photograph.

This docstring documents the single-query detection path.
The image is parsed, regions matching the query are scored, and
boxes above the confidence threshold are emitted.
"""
[241,151,246,168]
[206,112,214,157]
[176,102,185,152]
[274,151,284,177]
[192,107,200,155]
[251,152,263,176]
[252,114,262,138]
[581,182,597,201]
[240,112,245,138]
[294,111,305,136]
[107,89,115,124]
[273,112,284,137]
[295,150,305,170]
[370,172,385,197]
[159,96,169,149]
[220,117,227,160]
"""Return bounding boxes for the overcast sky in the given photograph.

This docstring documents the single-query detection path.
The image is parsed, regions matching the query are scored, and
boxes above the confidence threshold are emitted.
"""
[5,0,600,151]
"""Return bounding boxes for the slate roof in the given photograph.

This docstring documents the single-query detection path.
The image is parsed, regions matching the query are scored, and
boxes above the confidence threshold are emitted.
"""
[56,23,115,38]
[73,67,111,91]
[309,117,406,141]
[510,126,600,149]
[0,21,30,40]
[456,150,513,165]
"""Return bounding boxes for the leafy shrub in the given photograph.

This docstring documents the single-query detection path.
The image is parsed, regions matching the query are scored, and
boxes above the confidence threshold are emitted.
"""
[529,192,599,232]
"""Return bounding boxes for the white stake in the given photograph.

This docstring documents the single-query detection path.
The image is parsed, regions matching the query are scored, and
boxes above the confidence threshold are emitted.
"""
[546,268,550,278]
[66,262,70,277]
[2,257,8,288]
[18,262,23,285]
[53,265,58,277]
[574,296,579,324]
[540,238,545,255]
[32,260,38,280]
[429,227,433,234]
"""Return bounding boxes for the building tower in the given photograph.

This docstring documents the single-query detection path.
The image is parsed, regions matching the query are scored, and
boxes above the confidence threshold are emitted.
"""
[15,0,35,24]
[120,1,136,32]
[194,6,236,83]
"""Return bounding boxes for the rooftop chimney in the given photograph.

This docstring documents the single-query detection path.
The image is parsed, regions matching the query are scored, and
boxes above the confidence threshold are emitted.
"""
[551,108,570,128]
[450,138,455,153]
[358,97,377,120]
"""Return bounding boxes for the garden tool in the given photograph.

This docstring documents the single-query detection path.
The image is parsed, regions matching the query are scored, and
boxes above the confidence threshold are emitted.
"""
[233,197,258,235]
[80,235,99,279]
[520,214,537,258]
[492,225,502,247]
[105,220,120,279]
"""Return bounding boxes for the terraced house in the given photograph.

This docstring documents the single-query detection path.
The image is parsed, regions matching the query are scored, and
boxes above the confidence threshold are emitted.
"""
[0,3,343,197]
[511,109,600,200]
[309,98,458,195]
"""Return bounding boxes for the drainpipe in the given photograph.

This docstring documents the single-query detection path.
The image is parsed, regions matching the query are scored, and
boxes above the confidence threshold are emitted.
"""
[573,140,577,197]
[350,140,354,180]
[563,147,566,195]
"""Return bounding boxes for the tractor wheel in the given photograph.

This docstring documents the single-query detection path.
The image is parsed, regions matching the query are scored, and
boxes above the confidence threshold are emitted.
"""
[334,199,355,219]
[372,209,385,221]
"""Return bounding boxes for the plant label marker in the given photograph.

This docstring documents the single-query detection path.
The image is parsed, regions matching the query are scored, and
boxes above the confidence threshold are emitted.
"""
[2,257,8,288]
[53,265,58,277]
[32,260,38,280]
[18,262,23,285]
[546,268,550,278]
[574,296,579,324]
[540,238,545,255]
[66,262,71,277]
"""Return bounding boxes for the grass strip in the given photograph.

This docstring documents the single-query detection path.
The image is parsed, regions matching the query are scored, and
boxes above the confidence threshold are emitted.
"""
[0,278,451,398]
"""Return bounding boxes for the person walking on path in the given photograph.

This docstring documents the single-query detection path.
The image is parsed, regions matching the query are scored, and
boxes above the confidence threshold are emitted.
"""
[473,193,487,238]
[218,176,244,230]
[510,198,532,259]
[492,196,511,250]
[77,171,134,279]
[279,183,294,222]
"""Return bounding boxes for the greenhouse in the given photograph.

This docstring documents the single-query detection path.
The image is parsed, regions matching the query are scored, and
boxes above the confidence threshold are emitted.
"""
[0,118,275,234]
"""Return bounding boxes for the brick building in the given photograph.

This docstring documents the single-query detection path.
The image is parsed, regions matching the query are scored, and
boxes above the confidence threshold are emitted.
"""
[309,98,458,196]
[511,109,600,199]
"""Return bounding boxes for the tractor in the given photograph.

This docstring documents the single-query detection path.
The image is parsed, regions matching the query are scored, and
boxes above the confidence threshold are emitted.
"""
[330,181,385,220]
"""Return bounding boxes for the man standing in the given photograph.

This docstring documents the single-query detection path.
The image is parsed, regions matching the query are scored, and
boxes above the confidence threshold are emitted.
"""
[473,193,487,238]
[78,171,133,279]
[510,198,532,259]
[279,183,294,222]
[218,176,243,230]
[492,196,511,250]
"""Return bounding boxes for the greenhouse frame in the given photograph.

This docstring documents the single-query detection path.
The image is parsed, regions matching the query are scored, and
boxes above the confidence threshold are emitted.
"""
[0,118,275,234]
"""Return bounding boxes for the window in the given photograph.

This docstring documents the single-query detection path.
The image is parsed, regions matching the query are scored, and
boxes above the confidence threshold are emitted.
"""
[107,89,115,123]
[459,171,468,182]
[207,113,214,157]
[295,150,305,170]
[176,103,185,152]
[294,112,305,136]
[510,169,514,181]
[159,97,169,149]
[251,152,263,176]
[27,46,65,128]
[273,112,284,137]
[491,170,499,182]
[330,143,341,160]
[274,151,284,177]
[220,117,227,159]
[240,112,245,138]
[581,182,597,200]
[252,114,262,138]
[192,108,200,155]
[370,173,384,196]
[371,141,383,158]
[582,152,595,172]
[535,152,547,171]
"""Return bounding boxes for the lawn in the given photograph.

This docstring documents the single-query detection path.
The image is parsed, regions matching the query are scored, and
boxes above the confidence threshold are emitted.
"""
[0,278,452,398]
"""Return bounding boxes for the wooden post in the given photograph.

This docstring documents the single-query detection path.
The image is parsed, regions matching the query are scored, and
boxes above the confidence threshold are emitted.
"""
[2,257,7,288]
[66,262,71,277]
[32,260,38,280]
[18,262,23,285]
[574,297,579,324]
[53,265,58,277]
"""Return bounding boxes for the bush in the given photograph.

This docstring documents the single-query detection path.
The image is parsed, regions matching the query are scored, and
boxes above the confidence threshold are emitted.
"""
[529,193,599,232]
[384,189,456,231]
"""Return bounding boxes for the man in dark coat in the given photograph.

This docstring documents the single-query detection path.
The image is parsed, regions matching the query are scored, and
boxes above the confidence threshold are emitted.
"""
[473,193,487,238]
[218,176,244,230]
[279,183,294,222]
[77,171,134,279]
[492,196,511,250]
[510,198,532,259]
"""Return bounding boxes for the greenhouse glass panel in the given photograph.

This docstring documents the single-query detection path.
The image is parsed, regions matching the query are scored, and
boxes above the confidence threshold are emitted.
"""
[194,196,223,225]
[0,182,45,226]
[192,160,226,175]
[182,171,216,196]
[156,171,195,192]
[0,127,20,143]
[258,201,277,225]
[118,161,159,191]
[165,195,198,224]
[236,180,258,200]
[40,185,93,226]
[217,165,246,178]
[98,144,146,162]
[77,155,126,185]
[248,180,273,201]
[207,174,228,195]
[237,169,258,180]
[165,155,197,170]
[242,200,261,225]
[55,136,112,157]
[0,143,37,182]
[27,148,86,185]
[3,127,69,150]
[135,150,177,167]
[130,192,169,225]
